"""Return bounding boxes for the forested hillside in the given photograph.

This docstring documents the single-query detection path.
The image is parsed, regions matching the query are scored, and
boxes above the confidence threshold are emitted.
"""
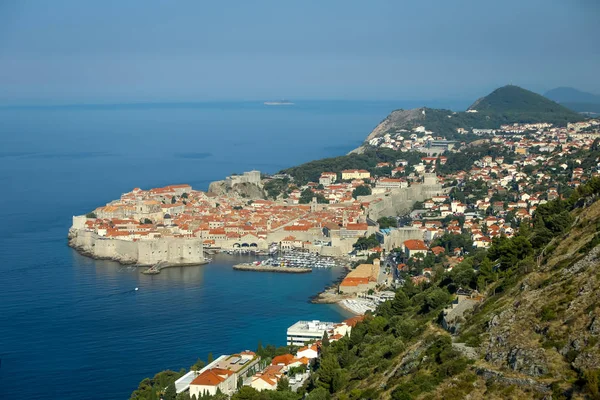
[296,177,600,400]
[266,178,600,400]
[279,149,422,185]
[358,85,585,148]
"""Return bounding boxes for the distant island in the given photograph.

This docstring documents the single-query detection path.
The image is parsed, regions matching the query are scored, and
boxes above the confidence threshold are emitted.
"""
[264,99,294,106]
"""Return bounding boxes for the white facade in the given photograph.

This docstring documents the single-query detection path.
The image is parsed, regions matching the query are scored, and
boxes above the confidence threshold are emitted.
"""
[250,376,277,391]
[296,346,319,360]
[189,371,236,398]
[287,320,336,346]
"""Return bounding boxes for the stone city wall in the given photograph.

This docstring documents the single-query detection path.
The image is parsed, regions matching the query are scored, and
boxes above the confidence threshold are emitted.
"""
[68,229,204,266]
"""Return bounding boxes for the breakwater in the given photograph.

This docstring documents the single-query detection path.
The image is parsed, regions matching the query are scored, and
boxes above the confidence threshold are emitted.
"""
[233,263,312,273]
[141,260,209,274]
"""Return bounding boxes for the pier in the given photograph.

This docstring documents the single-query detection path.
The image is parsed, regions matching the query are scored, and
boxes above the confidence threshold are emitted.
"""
[141,260,209,275]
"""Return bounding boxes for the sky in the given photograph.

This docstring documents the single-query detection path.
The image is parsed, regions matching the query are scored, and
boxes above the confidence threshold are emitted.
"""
[0,0,599,104]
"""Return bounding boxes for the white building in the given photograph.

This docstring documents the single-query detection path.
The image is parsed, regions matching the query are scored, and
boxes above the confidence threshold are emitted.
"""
[189,368,236,397]
[287,320,336,346]
[375,178,407,190]
[341,169,370,180]
[296,343,319,360]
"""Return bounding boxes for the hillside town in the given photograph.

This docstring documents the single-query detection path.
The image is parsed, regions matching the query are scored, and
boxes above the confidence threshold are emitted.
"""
[72,118,600,310]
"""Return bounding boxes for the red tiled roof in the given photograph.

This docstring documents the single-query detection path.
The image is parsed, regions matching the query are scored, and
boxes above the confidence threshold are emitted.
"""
[404,239,428,251]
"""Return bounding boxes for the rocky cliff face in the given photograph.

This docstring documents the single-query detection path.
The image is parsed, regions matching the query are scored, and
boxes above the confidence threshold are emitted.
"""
[349,108,428,154]
[458,199,600,394]
[207,180,265,199]
[365,108,427,142]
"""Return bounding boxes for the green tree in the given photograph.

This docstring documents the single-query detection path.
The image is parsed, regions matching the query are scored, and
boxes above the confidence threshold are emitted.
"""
[391,290,411,315]
[85,212,97,218]
[207,352,214,364]
[353,234,380,250]
[191,358,205,372]
[352,185,372,199]
[307,387,331,400]
[377,216,397,229]
[331,370,349,393]
[477,257,495,290]
[277,376,291,391]
[421,288,452,313]
[231,386,261,400]
[322,331,330,347]
[316,354,339,390]
[299,188,315,204]
[176,391,191,400]
[171,196,177,204]
[164,383,176,400]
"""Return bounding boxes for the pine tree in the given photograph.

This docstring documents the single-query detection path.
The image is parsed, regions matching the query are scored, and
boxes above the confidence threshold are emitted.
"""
[477,257,495,290]
[277,376,291,391]
[316,354,339,390]
[391,290,410,315]
[322,331,330,347]
[191,358,205,372]
[164,383,176,400]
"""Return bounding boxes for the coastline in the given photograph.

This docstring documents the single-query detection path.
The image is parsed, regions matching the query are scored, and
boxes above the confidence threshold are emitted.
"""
[336,299,365,315]
[310,271,352,304]
[233,263,312,273]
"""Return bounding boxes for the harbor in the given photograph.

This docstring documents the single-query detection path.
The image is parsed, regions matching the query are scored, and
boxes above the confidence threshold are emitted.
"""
[244,250,346,268]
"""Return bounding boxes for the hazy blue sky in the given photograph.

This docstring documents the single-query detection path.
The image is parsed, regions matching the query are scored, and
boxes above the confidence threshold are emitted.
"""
[1,0,599,104]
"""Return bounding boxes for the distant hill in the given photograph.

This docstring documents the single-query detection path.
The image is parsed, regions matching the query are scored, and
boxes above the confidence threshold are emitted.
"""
[468,85,576,115]
[545,87,600,114]
[355,85,585,152]
[545,87,600,104]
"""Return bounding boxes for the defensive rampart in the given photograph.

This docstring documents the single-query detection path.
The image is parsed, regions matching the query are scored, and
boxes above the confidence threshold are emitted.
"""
[68,229,205,266]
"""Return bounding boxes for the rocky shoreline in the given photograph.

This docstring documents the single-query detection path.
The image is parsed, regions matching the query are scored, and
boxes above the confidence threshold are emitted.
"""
[68,236,138,265]
[233,263,312,273]
[310,273,351,304]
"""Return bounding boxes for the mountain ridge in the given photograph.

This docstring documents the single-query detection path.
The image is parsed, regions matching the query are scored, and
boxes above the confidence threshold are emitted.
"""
[545,87,600,115]
[545,87,600,104]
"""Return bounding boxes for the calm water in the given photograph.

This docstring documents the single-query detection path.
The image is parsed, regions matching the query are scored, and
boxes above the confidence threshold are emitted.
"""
[0,100,464,399]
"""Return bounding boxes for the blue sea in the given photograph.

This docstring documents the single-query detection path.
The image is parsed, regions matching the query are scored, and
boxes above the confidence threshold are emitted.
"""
[0,100,466,399]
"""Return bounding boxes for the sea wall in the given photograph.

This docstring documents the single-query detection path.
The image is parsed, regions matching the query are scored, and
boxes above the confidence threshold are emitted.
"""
[68,229,205,266]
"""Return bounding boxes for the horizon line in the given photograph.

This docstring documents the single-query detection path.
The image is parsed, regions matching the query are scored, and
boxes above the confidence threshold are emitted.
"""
[0,98,476,111]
